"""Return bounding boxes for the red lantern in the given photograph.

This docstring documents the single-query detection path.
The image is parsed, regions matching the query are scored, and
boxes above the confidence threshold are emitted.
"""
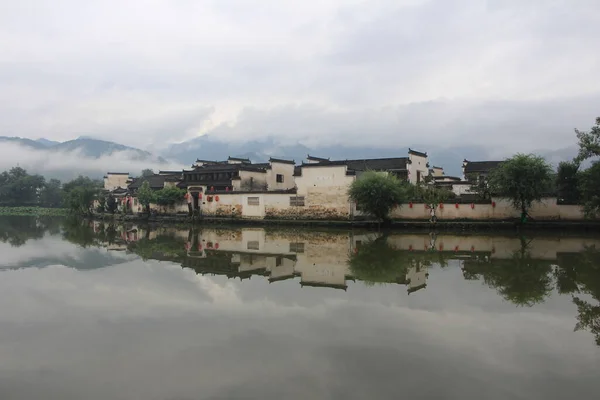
[409,202,413,208]
[471,203,475,209]
[226,187,229,192]
[439,244,444,251]
[215,243,219,249]
[492,201,496,208]
[439,203,444,209]
[198,193,203,200]
[215,195,220,202]
[408,245,413,251]
[455,203,459,209]
[198,243,203,251]
[454,245,459,252]
[210,186,214,192]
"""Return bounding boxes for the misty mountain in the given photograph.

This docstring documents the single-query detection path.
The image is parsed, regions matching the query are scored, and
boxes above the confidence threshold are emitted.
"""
[1,136,167,163]
[164,135,495,176]
[35,138,61,147]
[0,136,180,181]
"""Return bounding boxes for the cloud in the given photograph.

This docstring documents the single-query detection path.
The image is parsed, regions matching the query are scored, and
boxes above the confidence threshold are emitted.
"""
[0,143,184,179]
[0,0,598,153]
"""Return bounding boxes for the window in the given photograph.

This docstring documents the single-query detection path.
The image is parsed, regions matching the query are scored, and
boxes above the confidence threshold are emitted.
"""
[276,256,283,267]
[247,197,260,206]
[276,174,284,183]
[289,196,305,206]
[289,242,305,253]
[247,241,259,250]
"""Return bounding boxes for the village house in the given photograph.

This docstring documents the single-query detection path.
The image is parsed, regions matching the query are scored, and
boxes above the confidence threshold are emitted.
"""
[462,160,503,181]
[103,172,131,191]
[182,157,295,193]
[291,149,430,219]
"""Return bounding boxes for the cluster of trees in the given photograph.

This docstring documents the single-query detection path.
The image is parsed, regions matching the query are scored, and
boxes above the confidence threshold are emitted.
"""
[350,116,600,221]
[0,167,99,211]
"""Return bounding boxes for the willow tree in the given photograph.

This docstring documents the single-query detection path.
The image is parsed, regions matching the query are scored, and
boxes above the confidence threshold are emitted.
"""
[489,154,552,220]
[348,171,407,222]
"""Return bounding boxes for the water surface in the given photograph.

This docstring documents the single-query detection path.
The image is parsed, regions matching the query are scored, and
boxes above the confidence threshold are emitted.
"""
[1,216,599,400]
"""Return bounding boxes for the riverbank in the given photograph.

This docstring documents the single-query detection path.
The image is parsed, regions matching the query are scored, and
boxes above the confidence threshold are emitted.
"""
[0,207,69,217]
[89,212,600,232]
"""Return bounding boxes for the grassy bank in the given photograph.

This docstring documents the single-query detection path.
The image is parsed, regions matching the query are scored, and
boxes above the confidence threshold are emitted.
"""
[0,207,69,216]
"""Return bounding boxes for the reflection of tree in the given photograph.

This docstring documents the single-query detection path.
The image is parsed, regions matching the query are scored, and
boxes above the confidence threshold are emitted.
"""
[128,234,188,261]
[348,236,446,286]
[462,238,553,307]
[0,216,61,247]
[556,246,600,346]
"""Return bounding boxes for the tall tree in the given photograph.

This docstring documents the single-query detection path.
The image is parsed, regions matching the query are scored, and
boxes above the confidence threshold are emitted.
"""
[348,171,407,222]
[575,116,600,162]
[62,176,101,215]
[136,181,155,215]
[141,169,155,177]
[579,161,600,218]
[40,179,63,208]
[556,161,581,203]
[489,154,553,219]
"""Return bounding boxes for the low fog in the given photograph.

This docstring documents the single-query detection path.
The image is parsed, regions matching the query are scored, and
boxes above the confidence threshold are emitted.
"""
[0,143,184,181]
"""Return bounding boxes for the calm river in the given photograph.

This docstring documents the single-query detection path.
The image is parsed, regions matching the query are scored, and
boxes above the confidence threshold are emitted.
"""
[0,216,599,399]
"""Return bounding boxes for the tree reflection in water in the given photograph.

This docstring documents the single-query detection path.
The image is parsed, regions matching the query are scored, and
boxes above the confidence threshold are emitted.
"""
[462,237,554,307]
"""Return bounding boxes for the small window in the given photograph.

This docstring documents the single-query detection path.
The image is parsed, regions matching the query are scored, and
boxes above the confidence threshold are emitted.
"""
[289,242,305,253]
[276,256,283,267]
[276,174,284,183]
[290,196,305,206]
[247,241,259,250]
[247,197,260,206]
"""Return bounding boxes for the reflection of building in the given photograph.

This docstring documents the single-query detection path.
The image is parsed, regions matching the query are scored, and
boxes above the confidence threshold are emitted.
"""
[178,228,429,292]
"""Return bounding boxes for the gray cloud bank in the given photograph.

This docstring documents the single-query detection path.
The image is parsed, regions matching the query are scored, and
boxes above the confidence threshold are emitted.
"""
[0,0,598,155]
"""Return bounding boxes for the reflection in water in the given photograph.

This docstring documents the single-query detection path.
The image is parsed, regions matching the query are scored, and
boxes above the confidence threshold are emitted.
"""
[2,216,600,399]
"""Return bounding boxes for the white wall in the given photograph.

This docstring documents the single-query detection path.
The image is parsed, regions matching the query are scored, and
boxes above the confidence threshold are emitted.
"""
[408,153,429,184]
[104,173,130,191]
[266,161,295,191]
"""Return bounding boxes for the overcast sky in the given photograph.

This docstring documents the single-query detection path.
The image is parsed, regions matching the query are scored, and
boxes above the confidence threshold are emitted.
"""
[1,0,599,153]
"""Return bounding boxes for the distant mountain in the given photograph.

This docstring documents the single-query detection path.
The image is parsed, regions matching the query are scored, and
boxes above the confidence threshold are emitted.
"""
[163,135,492,176]
[0,136,178,181]
[35,138,60,147]
[50,138,168,162]
[0,136,48,150]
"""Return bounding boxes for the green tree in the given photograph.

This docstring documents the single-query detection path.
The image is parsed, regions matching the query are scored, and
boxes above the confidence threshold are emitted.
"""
[575,116,600,162]
[348,171,407,222]
[0,167,45,206]
[106,193,118,214]
[154,186,186,207]
[579,161,600,218]
[489,154,553,219]
[556,161,581,204]
[62,176,101,215]
[136,181,155,214]
[467,173,492,201]
[40,178,63,208]
[141,169,155,177]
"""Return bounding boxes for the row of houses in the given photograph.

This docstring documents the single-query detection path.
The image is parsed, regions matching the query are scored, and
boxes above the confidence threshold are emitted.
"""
[102,150,506,218]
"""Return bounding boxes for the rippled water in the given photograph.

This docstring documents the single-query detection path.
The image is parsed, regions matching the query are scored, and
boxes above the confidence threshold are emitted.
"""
[1,216,599,400]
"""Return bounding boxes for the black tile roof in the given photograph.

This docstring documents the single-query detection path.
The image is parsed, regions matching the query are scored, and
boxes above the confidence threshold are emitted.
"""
[301,157,409,172]
[269,157,295,165]
[306,154,329,162]
[106,172,129,175]
[184,164,267,173]
[408,148,428,158]
[228,156,251,163]
[128,175,167,190]
[463,161,503,174]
